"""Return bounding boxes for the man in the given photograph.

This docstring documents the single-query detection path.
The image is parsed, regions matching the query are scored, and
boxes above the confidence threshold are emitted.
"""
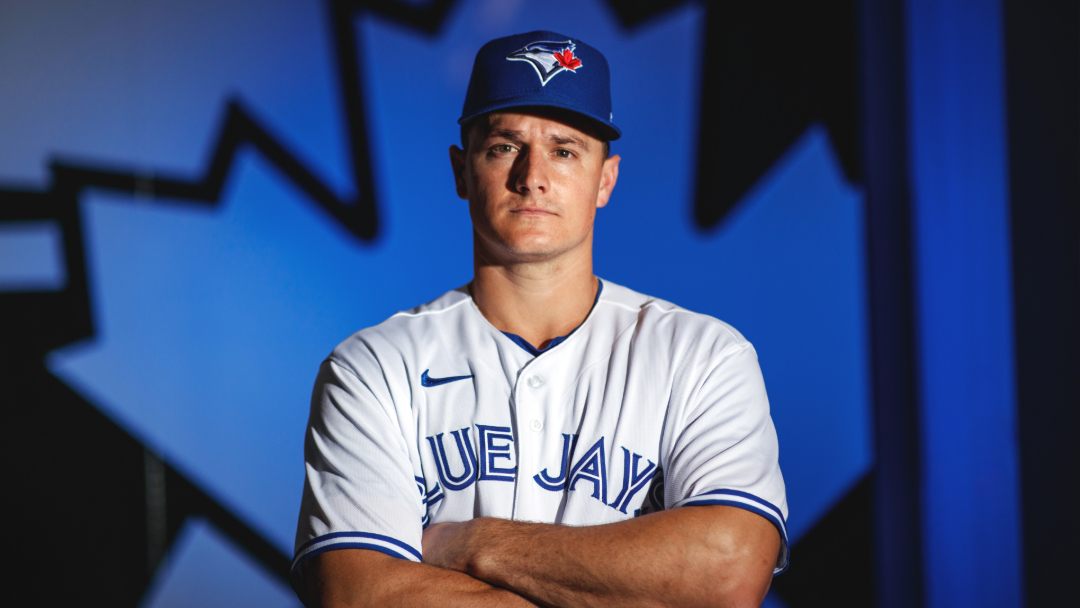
[292,31,788,607]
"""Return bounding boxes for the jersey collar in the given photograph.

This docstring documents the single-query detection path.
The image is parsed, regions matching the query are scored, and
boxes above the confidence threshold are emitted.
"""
[501,278,604,357]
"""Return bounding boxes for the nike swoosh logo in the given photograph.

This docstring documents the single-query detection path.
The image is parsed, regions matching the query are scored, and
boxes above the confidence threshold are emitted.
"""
[421,369,473,387]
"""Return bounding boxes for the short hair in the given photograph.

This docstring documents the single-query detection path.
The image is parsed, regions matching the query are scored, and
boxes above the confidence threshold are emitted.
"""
[460,111,611,160]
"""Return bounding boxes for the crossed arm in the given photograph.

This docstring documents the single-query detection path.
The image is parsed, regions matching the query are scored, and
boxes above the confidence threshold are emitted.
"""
[301,504,780,607]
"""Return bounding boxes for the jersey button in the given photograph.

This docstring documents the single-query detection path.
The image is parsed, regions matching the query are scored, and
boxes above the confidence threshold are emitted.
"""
[529,419,544,432]
[526,375,544,388]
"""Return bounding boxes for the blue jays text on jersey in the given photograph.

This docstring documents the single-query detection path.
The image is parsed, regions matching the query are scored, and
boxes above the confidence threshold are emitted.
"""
[293,279,789,578]
[423,426,655,516]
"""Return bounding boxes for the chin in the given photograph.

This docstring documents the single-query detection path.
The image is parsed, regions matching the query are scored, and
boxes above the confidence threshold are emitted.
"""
[501,243,561,262]
[498,230,560,253]
[477,225,583,264]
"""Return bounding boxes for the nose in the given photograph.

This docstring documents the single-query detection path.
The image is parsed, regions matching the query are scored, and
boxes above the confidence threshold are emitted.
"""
[512,148,548,195]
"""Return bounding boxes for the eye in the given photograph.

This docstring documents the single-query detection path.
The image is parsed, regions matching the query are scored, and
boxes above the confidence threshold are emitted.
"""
[554,149,573,158]
[492,144,516,154]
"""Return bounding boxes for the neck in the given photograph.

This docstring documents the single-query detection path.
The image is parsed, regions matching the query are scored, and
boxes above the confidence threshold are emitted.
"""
[470,238,598,350]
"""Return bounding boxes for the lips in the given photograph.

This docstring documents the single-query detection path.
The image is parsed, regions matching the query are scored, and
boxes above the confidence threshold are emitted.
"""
[513,207,555,216]
[509,202,558,217]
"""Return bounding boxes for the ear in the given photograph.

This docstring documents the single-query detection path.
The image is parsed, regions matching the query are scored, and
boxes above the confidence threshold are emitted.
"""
[595,154,620,209]
[449,145,469,200]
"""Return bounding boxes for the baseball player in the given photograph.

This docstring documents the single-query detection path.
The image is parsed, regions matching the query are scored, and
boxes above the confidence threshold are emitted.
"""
[293,31,787,607]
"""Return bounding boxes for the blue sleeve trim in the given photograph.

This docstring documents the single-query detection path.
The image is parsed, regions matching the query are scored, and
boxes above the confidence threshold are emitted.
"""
[689,489,787,526]
[293,531,422,568]
[294,530,420,557]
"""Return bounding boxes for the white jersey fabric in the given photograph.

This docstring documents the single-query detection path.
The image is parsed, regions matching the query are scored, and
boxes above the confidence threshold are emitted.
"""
[293,279,789,581]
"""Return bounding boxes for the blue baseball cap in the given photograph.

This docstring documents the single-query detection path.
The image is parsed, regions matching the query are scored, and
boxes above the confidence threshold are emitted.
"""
[459,31,622,141]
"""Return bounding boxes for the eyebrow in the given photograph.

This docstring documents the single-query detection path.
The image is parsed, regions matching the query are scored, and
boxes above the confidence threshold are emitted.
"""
[483,129,591,152]
[549,133,590,151]
[486,129,524,142]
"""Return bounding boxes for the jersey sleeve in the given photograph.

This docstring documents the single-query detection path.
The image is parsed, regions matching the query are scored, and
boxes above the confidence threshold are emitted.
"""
[292,355,424,581]
[665,340,790,574]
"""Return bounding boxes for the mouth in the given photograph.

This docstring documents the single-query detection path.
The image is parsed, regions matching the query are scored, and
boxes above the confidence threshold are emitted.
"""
[510,205,557,217]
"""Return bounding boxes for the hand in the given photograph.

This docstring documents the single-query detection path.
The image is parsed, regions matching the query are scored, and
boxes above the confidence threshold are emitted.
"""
[422,520,479,572]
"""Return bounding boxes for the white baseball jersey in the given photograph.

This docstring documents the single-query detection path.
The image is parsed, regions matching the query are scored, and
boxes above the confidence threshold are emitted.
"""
[293,279,789,582]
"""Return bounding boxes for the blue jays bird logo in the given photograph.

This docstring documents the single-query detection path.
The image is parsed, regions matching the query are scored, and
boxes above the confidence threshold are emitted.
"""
[507,40,583,86]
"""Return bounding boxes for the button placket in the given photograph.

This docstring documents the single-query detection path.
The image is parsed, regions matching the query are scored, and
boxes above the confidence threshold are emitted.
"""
[515,363,551,519]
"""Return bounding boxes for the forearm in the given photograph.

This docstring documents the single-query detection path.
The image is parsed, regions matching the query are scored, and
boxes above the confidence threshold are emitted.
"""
[425,506,778,608]
[301,547,537,608]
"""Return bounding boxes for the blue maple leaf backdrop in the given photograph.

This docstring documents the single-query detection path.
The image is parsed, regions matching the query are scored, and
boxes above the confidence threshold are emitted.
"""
[0,1,1039,607]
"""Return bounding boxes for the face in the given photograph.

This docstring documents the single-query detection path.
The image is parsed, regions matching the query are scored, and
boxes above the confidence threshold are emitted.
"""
[449,111,620,266]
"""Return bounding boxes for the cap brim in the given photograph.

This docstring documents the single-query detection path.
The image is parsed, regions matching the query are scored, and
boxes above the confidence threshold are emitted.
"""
[458,95,622,141]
